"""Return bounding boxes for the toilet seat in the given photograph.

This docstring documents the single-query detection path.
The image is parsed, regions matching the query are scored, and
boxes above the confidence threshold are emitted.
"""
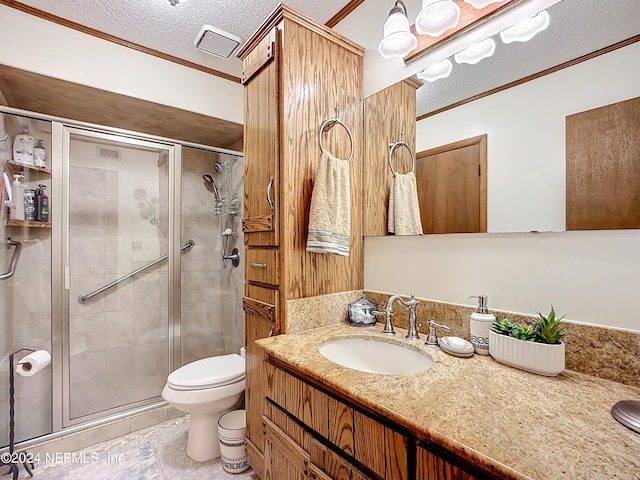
[167,354,245,391]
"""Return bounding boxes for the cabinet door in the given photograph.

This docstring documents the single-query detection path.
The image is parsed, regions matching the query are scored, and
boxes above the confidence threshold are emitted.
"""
[242,28,280,247]
[243,291,277,457]
[264,417,309,480]
[417,444,480,480]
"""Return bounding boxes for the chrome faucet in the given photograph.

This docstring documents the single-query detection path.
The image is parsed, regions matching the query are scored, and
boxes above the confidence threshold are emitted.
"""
[374,294,421,339]
[424,320,450,347]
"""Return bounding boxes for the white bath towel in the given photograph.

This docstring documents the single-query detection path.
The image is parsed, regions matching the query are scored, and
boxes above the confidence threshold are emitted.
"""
[306,151,351,256]
[388,172,423,235]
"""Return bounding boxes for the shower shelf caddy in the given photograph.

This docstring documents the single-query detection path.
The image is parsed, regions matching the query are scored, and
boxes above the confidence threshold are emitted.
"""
[3,160,52,229]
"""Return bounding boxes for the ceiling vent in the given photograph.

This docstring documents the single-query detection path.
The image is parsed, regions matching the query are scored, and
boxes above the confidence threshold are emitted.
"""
[193,25,243,59]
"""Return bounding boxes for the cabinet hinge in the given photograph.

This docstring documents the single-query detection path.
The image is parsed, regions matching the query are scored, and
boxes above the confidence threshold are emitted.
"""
[478,164,481,177]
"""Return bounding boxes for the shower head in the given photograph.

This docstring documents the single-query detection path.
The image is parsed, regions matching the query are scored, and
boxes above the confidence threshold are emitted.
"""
[213,161,228,175]
[202,174,220,200]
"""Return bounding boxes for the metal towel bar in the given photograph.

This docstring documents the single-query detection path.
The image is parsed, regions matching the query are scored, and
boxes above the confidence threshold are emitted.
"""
[388,132,416,175]
[78,239,195,304]
[0,240,22,281]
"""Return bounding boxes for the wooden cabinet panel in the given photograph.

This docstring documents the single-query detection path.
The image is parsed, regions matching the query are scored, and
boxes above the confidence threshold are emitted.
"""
[415,135,487,234]
[245,248,279,285]
[308,463,334,480]
[303,382,329,438]
[243,293,277,459]
[242,28,276,84]
[354,410,385,477]
[242,27,279,248]
[328,396,354,456]
[386,428,409,480]
[264,417,309,480]
[417,445,480,480]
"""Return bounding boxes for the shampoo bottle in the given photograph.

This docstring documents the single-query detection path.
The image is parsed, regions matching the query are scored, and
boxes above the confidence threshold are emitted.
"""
[13,125,34,166]
[33,139,47,168]
[9,174,25,221]
[35,184,49,222]
[24,189,36,221]
[469,295,495,355]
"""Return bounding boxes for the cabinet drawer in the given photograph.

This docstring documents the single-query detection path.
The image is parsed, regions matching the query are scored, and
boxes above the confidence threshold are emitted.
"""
[246,248,279,285]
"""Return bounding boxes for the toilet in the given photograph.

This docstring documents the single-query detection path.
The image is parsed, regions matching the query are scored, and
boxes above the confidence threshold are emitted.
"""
[162,353,245,462]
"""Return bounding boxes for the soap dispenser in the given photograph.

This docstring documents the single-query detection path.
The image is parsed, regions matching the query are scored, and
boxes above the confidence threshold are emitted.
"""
[469,295,495,355]
[9,174,25,221]
[13,125,34,166]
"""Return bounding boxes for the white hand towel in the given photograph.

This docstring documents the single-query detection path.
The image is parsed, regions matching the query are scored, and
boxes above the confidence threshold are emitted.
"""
[306,151,350,256]
[388,172,423,235]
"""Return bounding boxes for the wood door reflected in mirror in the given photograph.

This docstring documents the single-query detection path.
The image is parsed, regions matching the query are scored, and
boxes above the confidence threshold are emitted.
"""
[566,96,640,231]
[416,135,487,234]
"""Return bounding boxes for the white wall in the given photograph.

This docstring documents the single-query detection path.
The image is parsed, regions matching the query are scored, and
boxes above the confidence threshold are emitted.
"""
[0,5,243,125]
[365,42,640,332]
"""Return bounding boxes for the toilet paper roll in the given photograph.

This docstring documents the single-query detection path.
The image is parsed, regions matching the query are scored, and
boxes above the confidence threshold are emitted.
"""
[16,350,51,377]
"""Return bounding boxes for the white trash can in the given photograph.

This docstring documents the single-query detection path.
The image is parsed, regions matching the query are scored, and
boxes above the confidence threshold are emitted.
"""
[218,409,249,473]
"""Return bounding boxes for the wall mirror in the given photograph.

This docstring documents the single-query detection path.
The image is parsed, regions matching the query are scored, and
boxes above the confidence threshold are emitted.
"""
[362,0,640,236]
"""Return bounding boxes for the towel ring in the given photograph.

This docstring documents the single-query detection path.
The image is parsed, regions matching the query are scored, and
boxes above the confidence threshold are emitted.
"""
[318,107,354,163]
[388,132,415,175]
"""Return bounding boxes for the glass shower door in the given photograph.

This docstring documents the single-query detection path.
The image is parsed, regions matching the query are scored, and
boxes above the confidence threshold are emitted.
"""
[63,128,173,424]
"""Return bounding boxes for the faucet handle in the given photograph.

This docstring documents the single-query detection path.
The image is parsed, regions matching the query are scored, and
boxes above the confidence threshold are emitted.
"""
[373,310,396,335]
[425,320,450,347]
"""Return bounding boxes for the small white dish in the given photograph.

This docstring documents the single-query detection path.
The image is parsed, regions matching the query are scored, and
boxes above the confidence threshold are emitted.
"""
[439,336,474,358]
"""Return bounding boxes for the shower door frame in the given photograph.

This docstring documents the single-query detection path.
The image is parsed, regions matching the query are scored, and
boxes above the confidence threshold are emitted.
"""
[1,104,242,447]
[57,125,183,428]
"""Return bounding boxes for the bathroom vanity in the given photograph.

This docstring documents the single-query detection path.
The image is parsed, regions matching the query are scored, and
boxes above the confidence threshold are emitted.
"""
[256,323,640,479]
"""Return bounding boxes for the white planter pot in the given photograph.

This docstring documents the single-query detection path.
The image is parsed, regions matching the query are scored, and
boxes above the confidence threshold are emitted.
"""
[488,330,565,376]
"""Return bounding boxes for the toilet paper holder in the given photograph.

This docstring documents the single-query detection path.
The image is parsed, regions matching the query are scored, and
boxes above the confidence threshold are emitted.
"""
[0,347,49,479]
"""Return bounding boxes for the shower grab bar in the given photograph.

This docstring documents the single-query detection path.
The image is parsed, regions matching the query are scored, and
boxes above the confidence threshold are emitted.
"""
[78,239,195,304]
[0,240,22,281]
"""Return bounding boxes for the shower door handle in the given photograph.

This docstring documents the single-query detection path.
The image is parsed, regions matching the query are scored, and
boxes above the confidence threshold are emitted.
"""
[266,176,274,210]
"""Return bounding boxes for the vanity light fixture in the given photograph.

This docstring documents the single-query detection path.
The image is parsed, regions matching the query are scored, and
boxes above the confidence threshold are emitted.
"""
[464,0,503,9]
[378,0,418,59]
[454,37,496,64]
[417,58,453,82]
[500,10,550,44]
[415,0,461,37]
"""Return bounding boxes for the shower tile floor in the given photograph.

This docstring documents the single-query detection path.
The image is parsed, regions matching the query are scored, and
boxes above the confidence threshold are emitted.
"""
[15,416,258,480]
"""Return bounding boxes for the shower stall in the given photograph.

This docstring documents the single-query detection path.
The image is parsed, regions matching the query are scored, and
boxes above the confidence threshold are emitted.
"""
[0,106,244,449]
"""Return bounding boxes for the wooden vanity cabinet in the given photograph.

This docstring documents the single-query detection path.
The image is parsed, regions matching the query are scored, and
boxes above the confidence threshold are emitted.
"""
[263,360,407,480]
[261,357,499,480]
[238,4,364,475]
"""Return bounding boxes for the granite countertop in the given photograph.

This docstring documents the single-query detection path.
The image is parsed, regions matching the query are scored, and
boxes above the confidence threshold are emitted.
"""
[256,322,640,480]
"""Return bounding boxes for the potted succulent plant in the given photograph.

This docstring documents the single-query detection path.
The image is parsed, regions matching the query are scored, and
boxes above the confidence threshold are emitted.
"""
[488,306,569,376]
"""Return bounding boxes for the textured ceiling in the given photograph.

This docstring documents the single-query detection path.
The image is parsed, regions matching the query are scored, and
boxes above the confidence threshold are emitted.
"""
[4,0,640,119]
[414,0,640,117]
[10,0,355,79]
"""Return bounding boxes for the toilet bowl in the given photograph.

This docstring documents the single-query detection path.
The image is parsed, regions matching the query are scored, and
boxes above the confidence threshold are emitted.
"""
[162,353,245,462]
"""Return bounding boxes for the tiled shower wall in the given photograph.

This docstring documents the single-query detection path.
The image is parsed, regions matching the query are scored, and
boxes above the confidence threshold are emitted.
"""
[67,140,170,420]
[180,149,244,365]
[0,116,53,446]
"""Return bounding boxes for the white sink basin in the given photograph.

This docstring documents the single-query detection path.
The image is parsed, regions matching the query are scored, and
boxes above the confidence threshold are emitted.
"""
[318,337,433,375]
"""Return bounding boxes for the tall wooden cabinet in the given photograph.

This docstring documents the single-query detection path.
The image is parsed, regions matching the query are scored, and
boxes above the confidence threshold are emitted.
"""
[237,5,364,475]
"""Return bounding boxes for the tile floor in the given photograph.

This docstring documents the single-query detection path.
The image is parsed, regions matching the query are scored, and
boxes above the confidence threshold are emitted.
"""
[9,416,258,480]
